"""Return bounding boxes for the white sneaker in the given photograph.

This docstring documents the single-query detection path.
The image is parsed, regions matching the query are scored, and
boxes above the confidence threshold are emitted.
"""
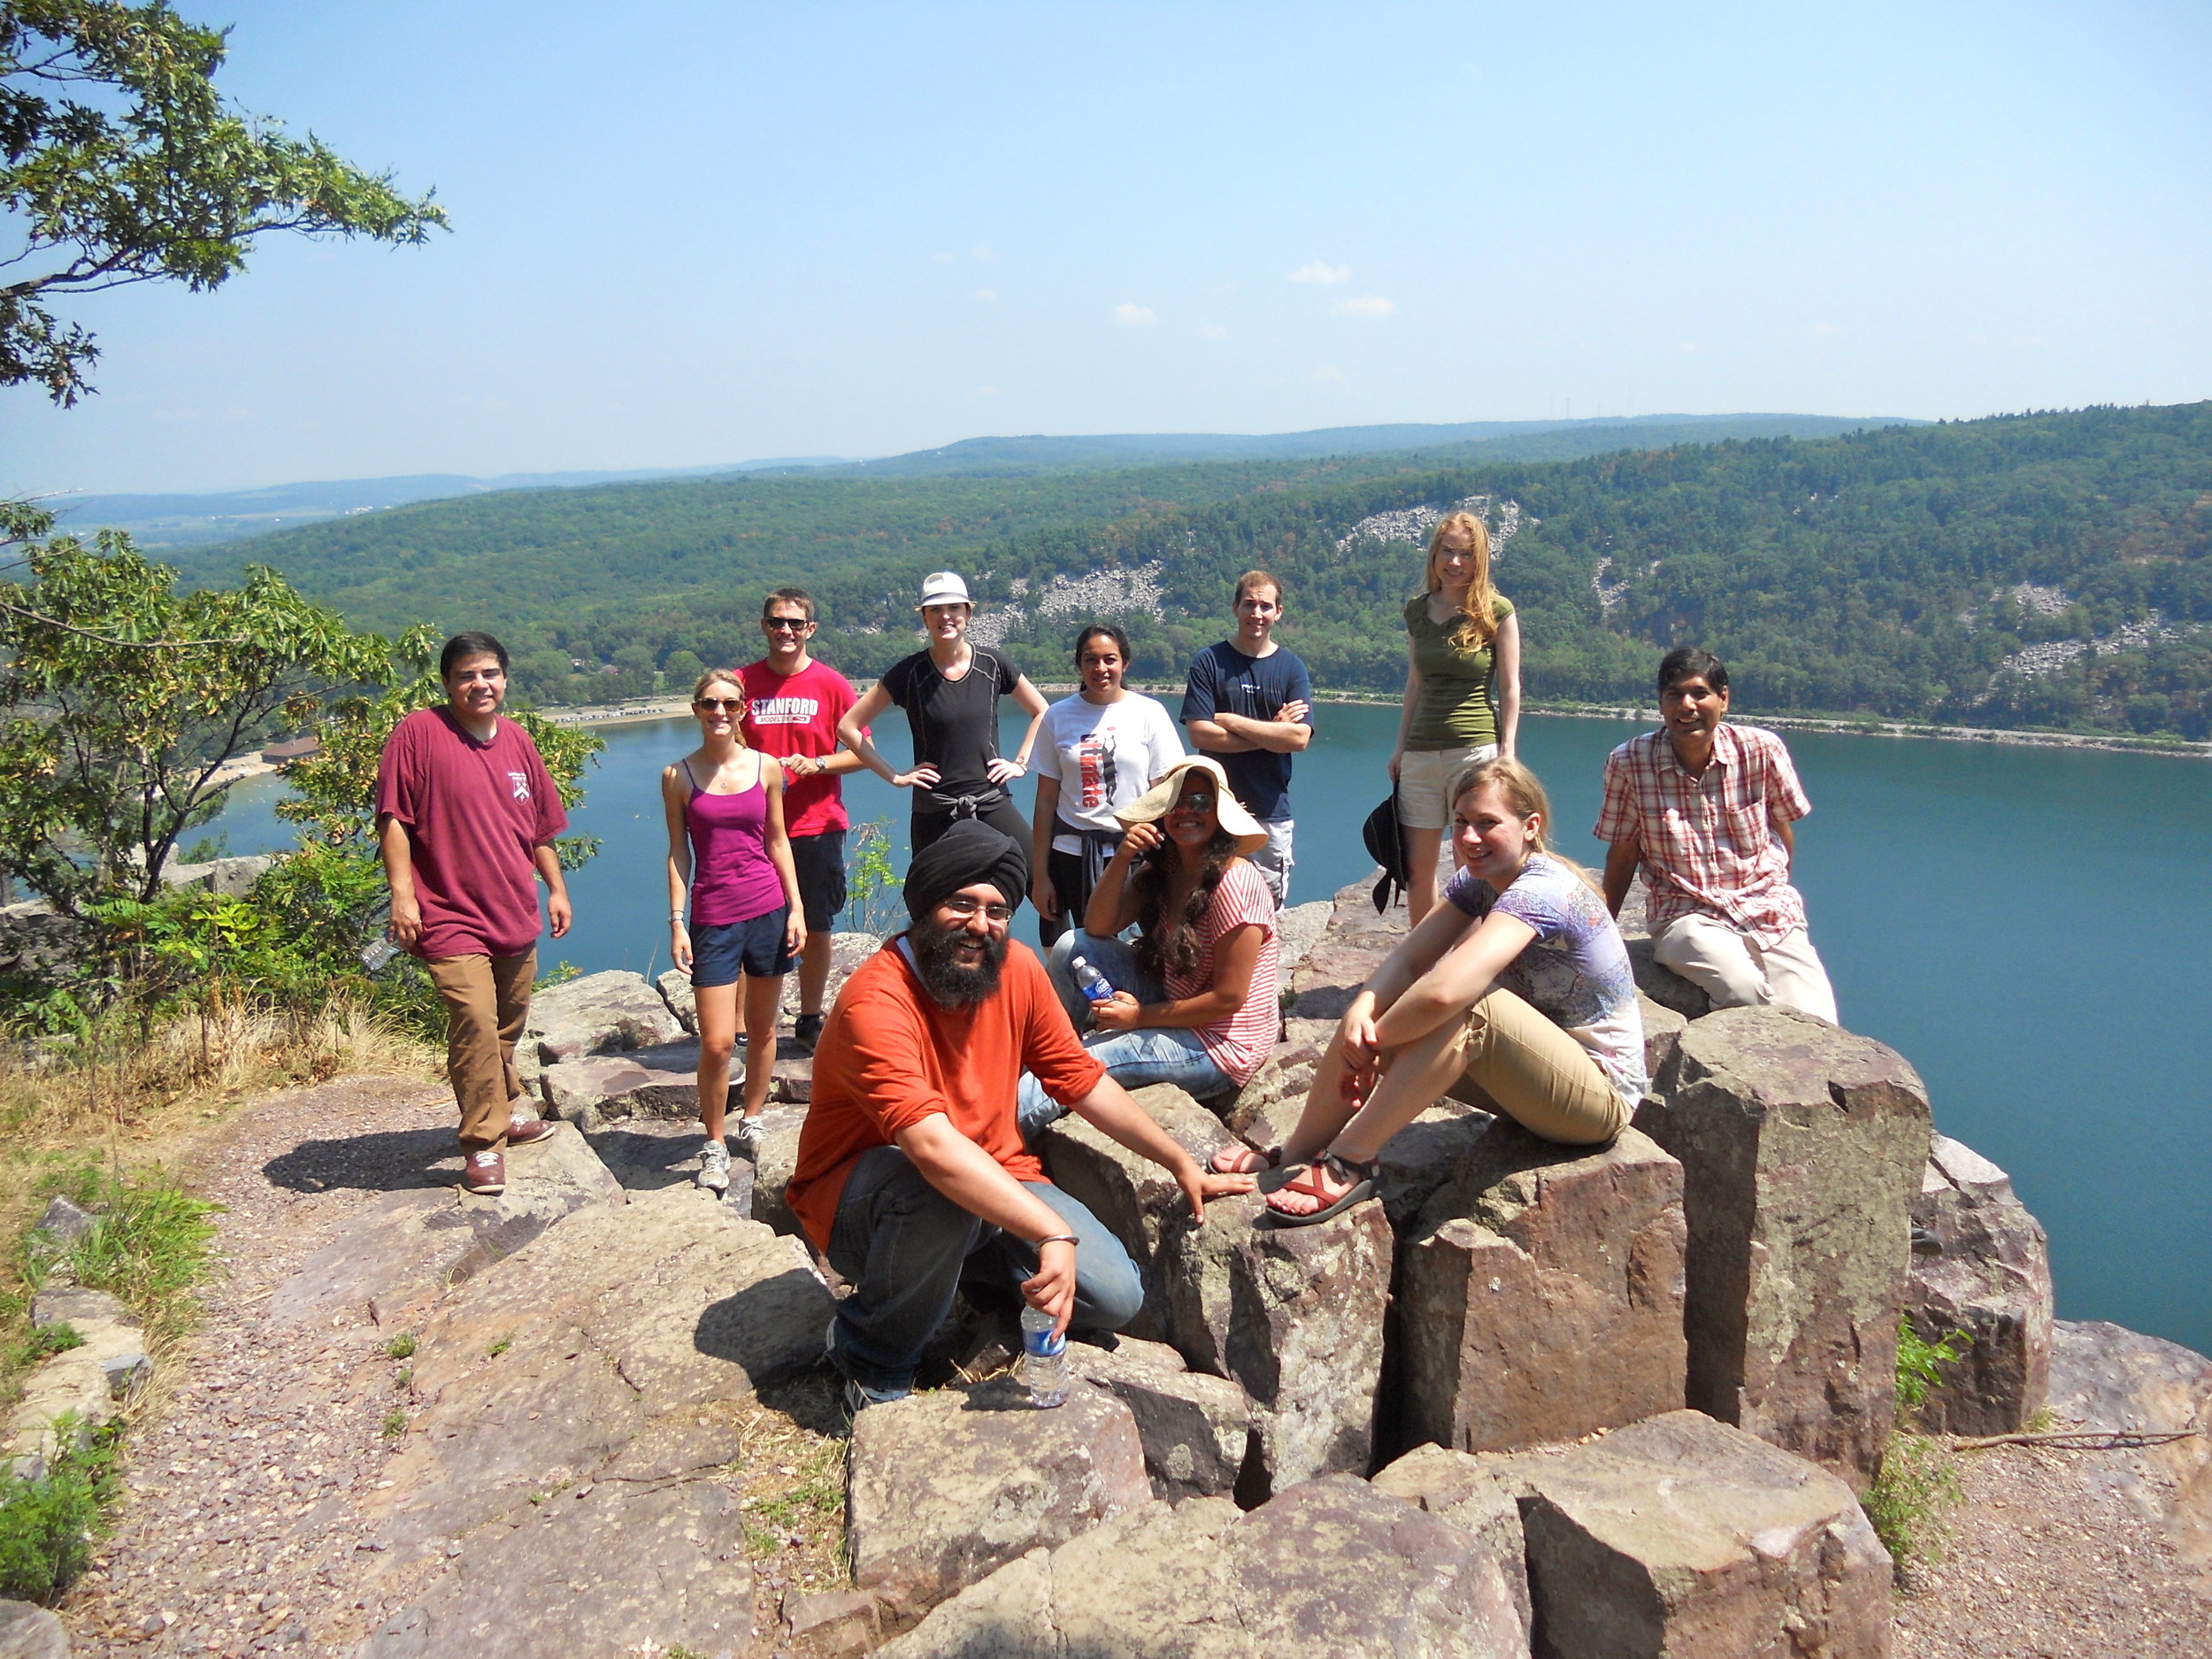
[697,1140,732,1194]
[731,1117,764,1159]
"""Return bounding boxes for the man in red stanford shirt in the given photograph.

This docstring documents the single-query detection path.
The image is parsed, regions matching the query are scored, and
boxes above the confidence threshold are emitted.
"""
[788,820,1251,1410]
[376,632,573,1195]
[739,587,865,1056]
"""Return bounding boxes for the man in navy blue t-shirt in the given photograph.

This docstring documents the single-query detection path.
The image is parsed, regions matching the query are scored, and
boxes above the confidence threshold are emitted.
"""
[1180,569,1313,905]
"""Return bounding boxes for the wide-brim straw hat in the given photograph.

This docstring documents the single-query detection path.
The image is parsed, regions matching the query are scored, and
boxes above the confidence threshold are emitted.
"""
[1116,756,1269,858]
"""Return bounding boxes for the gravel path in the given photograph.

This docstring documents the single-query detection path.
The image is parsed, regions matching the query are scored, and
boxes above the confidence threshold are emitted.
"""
[60,1074,461,1658]
[1892,1437,2208,1658]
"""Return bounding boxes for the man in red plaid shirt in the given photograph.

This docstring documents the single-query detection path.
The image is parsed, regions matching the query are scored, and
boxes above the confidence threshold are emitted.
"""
[1594,647,1838,1022]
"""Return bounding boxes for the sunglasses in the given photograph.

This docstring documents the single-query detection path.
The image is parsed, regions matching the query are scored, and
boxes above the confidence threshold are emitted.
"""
[764,618,812,632]
[695,697,744,712]
[940,895,1014,923]
[1171,791,1218,812]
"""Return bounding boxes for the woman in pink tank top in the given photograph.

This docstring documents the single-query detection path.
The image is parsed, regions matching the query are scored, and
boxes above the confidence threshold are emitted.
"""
[663,669,805,1195]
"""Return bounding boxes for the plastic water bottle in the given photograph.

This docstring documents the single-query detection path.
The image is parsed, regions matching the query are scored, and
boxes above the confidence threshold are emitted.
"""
[1069,955,1115,1004]
[1019,1306,1070,1408]
[358,934,402,975]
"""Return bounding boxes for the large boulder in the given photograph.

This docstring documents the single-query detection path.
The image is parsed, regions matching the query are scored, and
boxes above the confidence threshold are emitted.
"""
[2048,1319,2212,1568]
[4,1288,150,1477]
[264,1123,623,1333]
[1288,878,1408,1020]
[359,1187,832,1555]
[1645,1006,1932,1486]
[1066,1334,1255,1501]
[1162,1190,1393,1494]
[1614,875,1713,1020]
[1398,1120,1686,1455]
[1375,1410,1890,1659]
[739,1103,810,1236]
[1037,1082,1236,1340]
[845,1379,1153,1618]
[522,970,686,1065]
[537,1049,697,1129]
[0,1601,68,1659]
[876,1475,1527,1659]
[1905,1134,2054,1434]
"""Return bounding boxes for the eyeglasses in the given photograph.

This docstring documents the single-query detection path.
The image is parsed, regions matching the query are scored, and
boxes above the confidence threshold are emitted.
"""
[939,895,1014,923]
[764,618,812,632]
[695,697,743,712]
[1171,791,1218,812]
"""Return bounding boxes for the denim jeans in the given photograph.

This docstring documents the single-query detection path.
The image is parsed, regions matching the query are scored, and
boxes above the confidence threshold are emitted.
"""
[823,1145,1144,1394]
[1017,931,1237,1140]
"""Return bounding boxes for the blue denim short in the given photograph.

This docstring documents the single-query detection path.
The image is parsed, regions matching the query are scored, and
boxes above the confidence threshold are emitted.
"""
[690,906,796,987]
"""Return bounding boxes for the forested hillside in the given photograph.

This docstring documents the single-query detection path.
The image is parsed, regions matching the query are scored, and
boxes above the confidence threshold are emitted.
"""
[167,403,2212,739]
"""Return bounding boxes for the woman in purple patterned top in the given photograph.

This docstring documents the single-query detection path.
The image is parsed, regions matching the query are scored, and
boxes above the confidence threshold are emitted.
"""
[1219,756,1644,1226]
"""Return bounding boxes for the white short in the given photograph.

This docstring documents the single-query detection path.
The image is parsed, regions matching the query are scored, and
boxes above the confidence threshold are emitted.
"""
[1396,744,1499,830]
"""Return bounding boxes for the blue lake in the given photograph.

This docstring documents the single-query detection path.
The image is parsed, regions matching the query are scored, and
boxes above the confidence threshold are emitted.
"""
[210,701,2212,1355]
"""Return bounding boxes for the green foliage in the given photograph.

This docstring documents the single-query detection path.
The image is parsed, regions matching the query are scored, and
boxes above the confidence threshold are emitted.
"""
[1863,1432,1962,1573]
[49,1164,218,1348]
[0,514,398,917]
[383,1331,417,1360]
[1896,1317,1968,1416]
[380,1409,406,1440]
[1,0,447,404]
[8,1320,80,1371]
[841,819,903,935]
[487,1332,512,1357]
[0,1415,119,1603]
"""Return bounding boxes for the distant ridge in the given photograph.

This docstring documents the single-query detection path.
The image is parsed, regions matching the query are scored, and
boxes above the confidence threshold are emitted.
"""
[49,413,1914,546]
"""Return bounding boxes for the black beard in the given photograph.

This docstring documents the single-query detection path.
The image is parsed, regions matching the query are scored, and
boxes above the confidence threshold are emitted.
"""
[910,917,1008,1008]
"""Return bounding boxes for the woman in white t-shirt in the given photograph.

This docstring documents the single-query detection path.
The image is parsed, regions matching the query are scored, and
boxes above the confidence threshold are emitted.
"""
[1029,623,1185,948]
[1018,756,1279,1136]
[1217,756,1645,1227]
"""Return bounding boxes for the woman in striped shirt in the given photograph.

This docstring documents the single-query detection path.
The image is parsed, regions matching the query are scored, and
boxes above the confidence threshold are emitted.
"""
[1017,756,1279,1135]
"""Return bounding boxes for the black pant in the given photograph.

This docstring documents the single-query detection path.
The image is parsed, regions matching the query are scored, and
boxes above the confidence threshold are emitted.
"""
[910,796,1032,887]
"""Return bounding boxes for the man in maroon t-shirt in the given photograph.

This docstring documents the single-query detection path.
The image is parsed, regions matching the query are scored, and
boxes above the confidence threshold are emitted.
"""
[739,588,864,1055]
[376,632,573,1195]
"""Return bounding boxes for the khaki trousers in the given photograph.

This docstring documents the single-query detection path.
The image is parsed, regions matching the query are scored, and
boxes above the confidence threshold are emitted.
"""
[1650,916,1838,1023]
[1441,987,1630,1146]
[425,950,536,1149]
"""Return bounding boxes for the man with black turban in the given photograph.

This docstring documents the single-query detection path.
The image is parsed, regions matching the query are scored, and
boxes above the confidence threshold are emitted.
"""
[787,820,1253,1411]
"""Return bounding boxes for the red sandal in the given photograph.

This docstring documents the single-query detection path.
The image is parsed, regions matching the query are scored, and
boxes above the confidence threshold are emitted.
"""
[1263,1152,1379,1226]
[1210,1144,1282,1176]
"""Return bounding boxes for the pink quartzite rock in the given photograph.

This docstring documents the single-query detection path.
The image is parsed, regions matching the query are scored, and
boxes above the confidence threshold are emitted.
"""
[1375,1409,1891,1659]
[1646,1005,1932,1488]
[1065,1334,1254,1501]
[1905,1134,2054,1434]
[1399,1119,1687,1455]
[845,1379,1152,1618]
[1288,878,1407,1020]
[876,1476,1526,1659]
[1162,1189,1394,1494]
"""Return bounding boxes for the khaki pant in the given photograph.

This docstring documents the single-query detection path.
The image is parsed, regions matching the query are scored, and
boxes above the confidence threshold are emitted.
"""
[1441,987,1630,1146]
[425,950,536,1149]
[1650,916,1838,1024]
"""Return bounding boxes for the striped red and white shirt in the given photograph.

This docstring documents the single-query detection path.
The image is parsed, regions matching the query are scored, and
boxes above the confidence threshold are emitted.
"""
[1164,859,1280,1086]
[1594,724,1811,949]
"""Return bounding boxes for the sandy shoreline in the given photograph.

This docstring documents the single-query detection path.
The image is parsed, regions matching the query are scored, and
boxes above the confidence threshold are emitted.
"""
[541,689,2209,760]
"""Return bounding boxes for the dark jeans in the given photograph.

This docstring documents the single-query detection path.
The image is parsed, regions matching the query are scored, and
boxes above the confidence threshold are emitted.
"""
[824,1146,1144,1394]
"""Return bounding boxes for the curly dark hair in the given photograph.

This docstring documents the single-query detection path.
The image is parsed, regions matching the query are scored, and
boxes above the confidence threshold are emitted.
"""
[1131,828,1241,982]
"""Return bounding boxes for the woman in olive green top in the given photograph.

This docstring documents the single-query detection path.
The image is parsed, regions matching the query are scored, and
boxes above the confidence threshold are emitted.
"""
[1388,510,1521,925]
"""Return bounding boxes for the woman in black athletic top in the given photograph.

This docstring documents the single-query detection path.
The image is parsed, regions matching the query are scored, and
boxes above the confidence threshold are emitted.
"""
[838,571,1050,878]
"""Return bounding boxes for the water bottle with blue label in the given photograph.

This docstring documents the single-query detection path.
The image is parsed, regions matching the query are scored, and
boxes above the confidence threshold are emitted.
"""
[1069,954,1115,1005]
[1019,1305,1069,1408]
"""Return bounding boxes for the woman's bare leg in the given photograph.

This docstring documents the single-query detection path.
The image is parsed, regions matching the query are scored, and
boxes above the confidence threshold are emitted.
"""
[1404,825,1445,927]
[740,973,784,1118]
[693,982,739,1142]
[1329,1015,1473,1164]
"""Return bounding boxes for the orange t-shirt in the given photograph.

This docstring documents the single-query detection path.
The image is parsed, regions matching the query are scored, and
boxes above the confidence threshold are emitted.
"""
[786,938,1107,1251]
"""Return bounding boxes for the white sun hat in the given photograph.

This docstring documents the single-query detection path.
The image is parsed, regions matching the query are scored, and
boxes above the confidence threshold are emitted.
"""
[918,571,972,608]
[1116,755,1269,858]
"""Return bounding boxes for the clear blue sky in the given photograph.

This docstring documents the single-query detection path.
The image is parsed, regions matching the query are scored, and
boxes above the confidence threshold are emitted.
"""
[5,0,2208,495]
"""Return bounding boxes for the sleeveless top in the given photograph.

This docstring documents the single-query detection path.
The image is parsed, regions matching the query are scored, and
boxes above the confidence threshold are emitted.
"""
[684,757,785,926]
[1404,593,1516,750]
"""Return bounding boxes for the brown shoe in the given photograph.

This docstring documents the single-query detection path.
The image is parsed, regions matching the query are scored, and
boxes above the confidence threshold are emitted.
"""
[504,1114,556,1146]
[461,1148,507,1195]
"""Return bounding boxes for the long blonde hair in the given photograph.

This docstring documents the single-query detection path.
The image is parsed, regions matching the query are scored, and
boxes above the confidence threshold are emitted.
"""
[1424,511,1501,649]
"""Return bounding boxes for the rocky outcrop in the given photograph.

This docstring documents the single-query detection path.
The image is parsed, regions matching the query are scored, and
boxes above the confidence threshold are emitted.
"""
[3,1285,150,1478]
[520,970,687,1067]
[2048,1319,2212,1575]
[265,1124,622,1333]
[1397,1121,1686,1455]
[876,1476,1527,1659]
[739,1103,810,1236]
[1645,1006,1932,1486]
[1065,1335,1255,1501]
[1037,1083,1235,1339]
[1907,1134,2054,1434]
[1376,1410,1890,1659]
[1163,1191,1393,1494]
[845,1379,1153,1618]
[0,1601,69,1659]
[1286,879,1406,1020]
